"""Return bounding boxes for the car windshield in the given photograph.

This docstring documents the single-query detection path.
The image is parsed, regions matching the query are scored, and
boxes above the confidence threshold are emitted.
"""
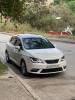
[22,37,55,50]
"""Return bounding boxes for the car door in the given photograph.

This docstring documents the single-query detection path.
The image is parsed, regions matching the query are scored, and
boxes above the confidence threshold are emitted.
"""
[13,37,23,65]
[8,36,16,61]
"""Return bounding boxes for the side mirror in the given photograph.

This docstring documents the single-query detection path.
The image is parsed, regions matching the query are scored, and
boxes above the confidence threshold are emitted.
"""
[15,46,20,51]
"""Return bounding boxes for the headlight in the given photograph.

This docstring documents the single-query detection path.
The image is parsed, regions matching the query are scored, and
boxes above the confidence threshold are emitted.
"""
[30,57,44,63]
[61,56,65,61]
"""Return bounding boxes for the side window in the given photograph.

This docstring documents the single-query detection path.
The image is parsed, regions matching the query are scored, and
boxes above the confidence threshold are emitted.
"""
[14,38,23,50]
[10,37,16,45]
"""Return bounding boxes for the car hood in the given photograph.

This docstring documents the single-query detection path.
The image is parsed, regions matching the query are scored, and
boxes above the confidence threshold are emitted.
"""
[26,48,63,60]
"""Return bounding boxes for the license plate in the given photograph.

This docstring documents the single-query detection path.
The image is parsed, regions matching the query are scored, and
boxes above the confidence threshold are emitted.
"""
[47,65,57,68]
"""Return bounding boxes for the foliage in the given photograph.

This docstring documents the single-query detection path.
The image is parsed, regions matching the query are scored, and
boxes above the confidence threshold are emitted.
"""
[54,0,60,4]
[22,1,75,32]
[0,0,24,22]
[23,3,54,31]
[68,1,75,13]
[32,16,56,32]
[0,60,7,75]
[0,0,75,33]
[0,0,13,16]
[49,4,74,31]
[54,0,75,4]
[0,21,40,33]
[72,28,75,35]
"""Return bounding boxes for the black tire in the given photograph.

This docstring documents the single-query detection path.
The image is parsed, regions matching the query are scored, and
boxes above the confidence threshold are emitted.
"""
[20,60,28,76]
[5,51,11,63]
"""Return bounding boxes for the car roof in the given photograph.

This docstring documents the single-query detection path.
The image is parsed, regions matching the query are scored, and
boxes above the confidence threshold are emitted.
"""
[16,34,43,39]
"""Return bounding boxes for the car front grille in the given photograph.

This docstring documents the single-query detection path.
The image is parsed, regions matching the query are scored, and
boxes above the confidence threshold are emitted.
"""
[45,59,59,64]
[41,68,62,73]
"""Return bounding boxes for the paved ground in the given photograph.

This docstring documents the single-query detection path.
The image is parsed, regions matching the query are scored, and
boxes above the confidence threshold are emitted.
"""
[0,77,34,100]
[0,33,75,100]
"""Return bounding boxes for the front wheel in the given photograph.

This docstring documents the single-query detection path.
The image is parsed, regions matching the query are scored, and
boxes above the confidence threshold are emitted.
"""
[20,61,28,76]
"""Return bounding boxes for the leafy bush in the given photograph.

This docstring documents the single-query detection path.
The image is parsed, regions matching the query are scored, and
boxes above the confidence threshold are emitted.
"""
[72,28,75,35]
[68,1,75,13]
[35,16,56,32]
[54,0,60,5]
[22,2,75,32]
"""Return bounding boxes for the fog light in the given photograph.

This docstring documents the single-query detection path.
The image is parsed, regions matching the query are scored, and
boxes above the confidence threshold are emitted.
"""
[63,66,66,69]
[31,68,39,72]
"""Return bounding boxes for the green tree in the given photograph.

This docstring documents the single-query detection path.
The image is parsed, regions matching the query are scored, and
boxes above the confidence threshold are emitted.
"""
[54,0,60,4]
[54,0,74,4]
[0,0,24,22]
[68,1,75,13]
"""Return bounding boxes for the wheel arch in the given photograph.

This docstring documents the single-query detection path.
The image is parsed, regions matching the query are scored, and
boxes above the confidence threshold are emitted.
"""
[20,58,26,66]
[5,49,8,53]
[20,58,28,75]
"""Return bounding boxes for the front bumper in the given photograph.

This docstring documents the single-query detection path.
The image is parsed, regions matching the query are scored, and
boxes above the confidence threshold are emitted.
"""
[27,60,67,74]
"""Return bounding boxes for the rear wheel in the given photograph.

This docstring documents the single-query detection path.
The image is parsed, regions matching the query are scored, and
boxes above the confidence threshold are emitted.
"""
[5,51,11,63]
[20,60,28,76]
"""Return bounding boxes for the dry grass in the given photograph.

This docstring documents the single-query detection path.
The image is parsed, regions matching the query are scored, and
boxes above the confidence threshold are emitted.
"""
[0,21,42,34]
[0,21,75,41]
[0,60,7,75]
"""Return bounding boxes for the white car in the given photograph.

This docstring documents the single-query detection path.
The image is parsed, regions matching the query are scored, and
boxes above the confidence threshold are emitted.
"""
[5,34,67,75]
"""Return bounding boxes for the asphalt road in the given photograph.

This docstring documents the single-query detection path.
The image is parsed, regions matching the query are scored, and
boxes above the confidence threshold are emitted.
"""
[0,33,75,100]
